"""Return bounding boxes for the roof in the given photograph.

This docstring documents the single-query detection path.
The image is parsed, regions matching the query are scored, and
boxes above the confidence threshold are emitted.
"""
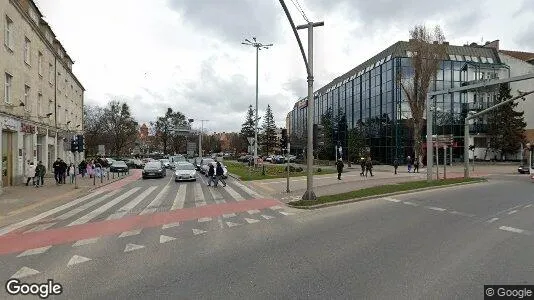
[499,50,534,63]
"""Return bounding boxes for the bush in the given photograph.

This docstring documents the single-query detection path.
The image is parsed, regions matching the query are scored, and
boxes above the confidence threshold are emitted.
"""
[296,167,304,172]
[284,165,296,172]
[317,168,322,173]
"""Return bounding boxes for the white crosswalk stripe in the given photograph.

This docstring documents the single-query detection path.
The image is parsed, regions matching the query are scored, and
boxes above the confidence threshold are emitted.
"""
[224,185,245,201]
[107,186,158,220]
[232,181,263,198]
[171,184,187,210]
[141,181,171,214]
[56,189,123,221]
[194,183,207,207]
[208,185,225,203]
[68,188,141,226]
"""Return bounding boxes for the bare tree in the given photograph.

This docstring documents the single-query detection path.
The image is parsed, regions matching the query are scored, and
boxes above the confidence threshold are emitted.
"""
[397,25,447,163]
[101,101,139,156]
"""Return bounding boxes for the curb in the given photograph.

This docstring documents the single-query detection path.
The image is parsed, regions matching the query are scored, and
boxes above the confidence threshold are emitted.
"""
[86,172,133,192]
[287,179,487,210]
[228,173,241,180]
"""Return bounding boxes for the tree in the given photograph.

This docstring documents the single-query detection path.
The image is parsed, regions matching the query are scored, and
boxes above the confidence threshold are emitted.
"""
[101,101,138,156]
[261,105,278,155]
[241,105,255,142]
[487,84,526,159]
[152,108,188,155]
[347,125,366,163]
[83,105,106,156]
[318,108,334,160]
[398,25,447,164]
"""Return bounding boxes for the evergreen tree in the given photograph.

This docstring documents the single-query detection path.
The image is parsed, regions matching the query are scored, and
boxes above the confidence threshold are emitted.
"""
[318,108,334,160]
[261,105,278,155]
[487,84,526,158]
[240,105,255,147]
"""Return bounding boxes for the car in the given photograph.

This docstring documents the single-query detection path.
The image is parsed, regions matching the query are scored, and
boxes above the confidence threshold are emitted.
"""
[518,163,532,174]
[126,159,144,169]
[160,159,171,169]
[142,161,166,179]
[199,158,216,174]
[174,163,197,182]
[110,161,129,172]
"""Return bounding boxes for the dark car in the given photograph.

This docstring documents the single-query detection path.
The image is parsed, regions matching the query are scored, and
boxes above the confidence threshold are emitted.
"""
[142,161,166,179]
[110,161,129,172]
[518,165,532,174]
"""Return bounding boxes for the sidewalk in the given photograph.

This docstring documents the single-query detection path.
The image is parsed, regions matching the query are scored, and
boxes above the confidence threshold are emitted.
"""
[0,170,139,220]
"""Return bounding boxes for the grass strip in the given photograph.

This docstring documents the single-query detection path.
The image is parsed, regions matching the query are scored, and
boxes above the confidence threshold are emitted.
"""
[225,161,335,181]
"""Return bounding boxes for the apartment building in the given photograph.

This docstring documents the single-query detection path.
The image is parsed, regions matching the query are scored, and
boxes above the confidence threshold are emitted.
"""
[1,0,84,187]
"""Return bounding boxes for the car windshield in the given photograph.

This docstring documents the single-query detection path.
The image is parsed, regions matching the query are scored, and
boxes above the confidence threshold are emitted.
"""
[176,164,195,171]
[145,162,161,168]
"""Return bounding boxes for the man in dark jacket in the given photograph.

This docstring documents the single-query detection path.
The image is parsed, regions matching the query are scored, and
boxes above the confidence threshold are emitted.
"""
[360,158,366,176]
[60,159,68,184]
[393,158,399,175]
[215,162,226,187]
[207,163,216,187]
[53,158,61,184]
[365,157,374,177]
[35,161,46,187]
[336,159,344,180]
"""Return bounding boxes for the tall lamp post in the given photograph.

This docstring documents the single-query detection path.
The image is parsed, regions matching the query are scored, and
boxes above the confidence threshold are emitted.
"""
[242,37,272,167]
[198,120,208,159]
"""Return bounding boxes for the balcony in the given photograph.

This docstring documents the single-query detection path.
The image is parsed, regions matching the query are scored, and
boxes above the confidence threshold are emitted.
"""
[469,124,489,134]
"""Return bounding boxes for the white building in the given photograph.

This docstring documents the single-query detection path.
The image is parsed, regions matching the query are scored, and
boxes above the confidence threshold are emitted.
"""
[1,0,84,188]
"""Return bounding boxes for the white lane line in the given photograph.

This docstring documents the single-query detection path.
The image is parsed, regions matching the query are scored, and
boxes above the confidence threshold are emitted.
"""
[141,179,172,214]
[198,217,212,222]
[215,199,226,204]
[217,217,224,229]
[162,222,180,229]
[56,189,123,221]
[226,221,241,228]
[279,211,295,216]
[499,226,527,234]
[194,183,207,207]
[17,246,52,257]
[508,210,518,215]
[487,218,500,223]
[107,186,158,220]
[159,235,176,244]
[245,218,260,224]
[208,185,225,204]
[382,197,401,203]
[124,243,145,252]
[223,213,236,218]
[403,201,419,207]
[525,204,532,208]
[119,229,142,238]
[426,206,446,212]
[224,184,245,201]
[171,184,187,210]
[68,188,141,226]
[72,238,99,247]
[270,205,283,210]
[247,209,260,215]
[67,255,92,266]
[192,228,206,235]
[24,222,56,233]
[449,211,475,217]
[11,267,40,279]
[0,189,106,236]
[232,180,263,198]
[262,215,274,220]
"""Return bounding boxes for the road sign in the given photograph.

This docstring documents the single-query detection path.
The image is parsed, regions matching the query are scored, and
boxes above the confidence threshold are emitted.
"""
[247,137,255,146]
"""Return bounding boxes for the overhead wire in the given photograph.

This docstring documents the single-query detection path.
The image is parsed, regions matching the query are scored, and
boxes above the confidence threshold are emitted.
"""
[290,0,309,22]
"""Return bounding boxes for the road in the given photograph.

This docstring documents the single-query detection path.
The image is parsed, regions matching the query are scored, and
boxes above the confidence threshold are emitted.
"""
[0,170,533,299]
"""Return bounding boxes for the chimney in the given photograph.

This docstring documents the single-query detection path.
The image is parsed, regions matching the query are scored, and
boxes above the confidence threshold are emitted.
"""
[484,40,500,50]
[443,41,449,45]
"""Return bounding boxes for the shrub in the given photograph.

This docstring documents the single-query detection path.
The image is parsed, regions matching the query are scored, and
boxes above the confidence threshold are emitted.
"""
[317,168,322,173]
[295,167,304,172]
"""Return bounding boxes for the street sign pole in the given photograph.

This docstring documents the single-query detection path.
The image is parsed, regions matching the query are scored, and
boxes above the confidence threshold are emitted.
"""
[286,142,290,193]
[443,144,447,179]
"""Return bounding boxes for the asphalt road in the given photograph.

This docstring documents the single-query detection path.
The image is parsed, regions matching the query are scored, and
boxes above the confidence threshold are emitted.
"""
[0,171,533,299]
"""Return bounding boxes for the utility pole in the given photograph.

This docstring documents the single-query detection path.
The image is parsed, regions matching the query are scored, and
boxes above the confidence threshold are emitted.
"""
[242,37,272,167]
[199,120,208,159]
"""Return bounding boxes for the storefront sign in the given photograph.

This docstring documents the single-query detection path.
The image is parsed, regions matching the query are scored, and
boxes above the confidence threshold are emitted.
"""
[21,123,35,134]
[37,127,47,136]
[2,118,20,131]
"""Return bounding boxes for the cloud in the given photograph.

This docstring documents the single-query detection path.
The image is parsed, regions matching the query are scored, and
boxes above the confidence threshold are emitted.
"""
[515,22,534,49]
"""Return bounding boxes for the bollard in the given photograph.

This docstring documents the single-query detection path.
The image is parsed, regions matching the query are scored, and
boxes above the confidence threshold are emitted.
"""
[101,172,103,183]
[113,171,115,179]
[107,170,110,181]
[93,174,96,185]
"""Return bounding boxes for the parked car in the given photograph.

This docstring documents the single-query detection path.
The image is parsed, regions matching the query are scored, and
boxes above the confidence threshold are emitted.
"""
[110,161,129,172]
[160,159,171,169]
[518,164,532,174]
[200,158,216,174]
[142,161,166,179]
[126,159,144,169]
[174,162,197,182]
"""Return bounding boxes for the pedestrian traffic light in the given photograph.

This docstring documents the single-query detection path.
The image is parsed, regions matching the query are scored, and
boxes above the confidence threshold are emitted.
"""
[280,129,288,150]
[77,135,84,152]
[70,137,78,152]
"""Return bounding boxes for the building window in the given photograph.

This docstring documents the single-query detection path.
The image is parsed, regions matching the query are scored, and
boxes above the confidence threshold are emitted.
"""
[24,85,31,111]
[38,52,43,75]
[4,16,13,49]
[49,63,53,83]
[24,37,31,65]
[487,57,494,64]
[4,73,12,103]
[38,93,43,115]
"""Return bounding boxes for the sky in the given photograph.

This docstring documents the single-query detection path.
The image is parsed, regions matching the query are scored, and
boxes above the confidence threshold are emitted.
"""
[34,0,534,134]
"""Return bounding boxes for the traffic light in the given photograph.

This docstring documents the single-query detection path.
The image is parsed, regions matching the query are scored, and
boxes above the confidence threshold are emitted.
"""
[70,136,78,152]
[280,129,288,150]
[77,135,84,152]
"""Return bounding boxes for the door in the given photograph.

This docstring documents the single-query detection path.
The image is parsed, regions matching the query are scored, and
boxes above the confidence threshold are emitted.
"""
[2,132,13,186]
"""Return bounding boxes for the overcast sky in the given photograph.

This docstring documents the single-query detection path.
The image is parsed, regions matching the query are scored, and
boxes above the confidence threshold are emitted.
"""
[35,0,534,133]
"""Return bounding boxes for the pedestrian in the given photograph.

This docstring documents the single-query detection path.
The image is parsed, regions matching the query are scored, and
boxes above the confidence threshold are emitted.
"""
[207,163,216,187]
[35,161,46,187]
[69,163,75,184]
[79,160,87,178]
[365,157,374,177]
[25,161,36,186]
[60,159,68,184]
[53,158,61,184]
[414,157,419,173]
[336,158,344,180]
[393,158,399,175]
[407,156,412,173]
[215,162,227,187]
[360,157,366,177]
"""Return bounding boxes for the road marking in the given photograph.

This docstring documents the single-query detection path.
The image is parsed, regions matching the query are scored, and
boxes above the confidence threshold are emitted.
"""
[56,189,122,221]
[208,185,225,204]
[262,215,274,220]
[225,184,245,201]
[194,183,207,207]
[499,226,527,234]
[217,217,224,229]
[508,210,518,215]
[382,197,401,203]
[403,201,418,207]
[198,217,212,222]
[72,238,99,247]
[118,229,141,238]
[159,235,176,244]
[245,218,260,224]
[232,180,263,198]
[124,243,145,252]
[67,255,92,266]
[0,189,106,236]
[248,209,260,214]
[68,188,141,226]
[223,213,236,218]
[215,199,226,204]
[226,221,241,228]
[162,222,180,229]
[192,228,206,235]
[427,206,446,212]
[141,180,171,214]
[279,211,295,216]
[24,222,56,233]
[271,205,283,210]
[449,211,475,217]
[108,186,158,220]
[525,204,532,208]
[171,184,187,210]
[11,267,39,279]
[17,246,51,257]
[487,218,500,223]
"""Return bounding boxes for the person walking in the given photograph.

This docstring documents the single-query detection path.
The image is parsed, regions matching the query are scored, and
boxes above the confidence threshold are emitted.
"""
[407,155,412,173]
[35,161,46,187]
[215,162,227,187]
[53,158,61,184]
[25,161,36,186]
[360,157,366,177]
[60,159,68,184]
[336,158,344,180]
[414,157,420,173]
[393,158,399,175]
[207,163,216,187]
[365,157,374,177]
[69,163,76,184]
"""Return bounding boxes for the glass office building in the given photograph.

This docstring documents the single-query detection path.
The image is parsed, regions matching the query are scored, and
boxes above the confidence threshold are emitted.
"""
[287,41,509,164]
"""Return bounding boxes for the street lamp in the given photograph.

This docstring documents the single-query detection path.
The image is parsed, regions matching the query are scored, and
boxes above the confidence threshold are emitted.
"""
[242,37,273,167]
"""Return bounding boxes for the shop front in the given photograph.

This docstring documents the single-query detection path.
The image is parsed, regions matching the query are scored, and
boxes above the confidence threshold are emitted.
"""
[1,117,21,187]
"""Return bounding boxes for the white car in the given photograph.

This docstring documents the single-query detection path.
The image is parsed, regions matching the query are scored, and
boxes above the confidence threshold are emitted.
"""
[174,163,197,182]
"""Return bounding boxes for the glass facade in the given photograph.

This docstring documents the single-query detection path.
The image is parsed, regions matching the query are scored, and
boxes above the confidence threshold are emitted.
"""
[288,43,508,164]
